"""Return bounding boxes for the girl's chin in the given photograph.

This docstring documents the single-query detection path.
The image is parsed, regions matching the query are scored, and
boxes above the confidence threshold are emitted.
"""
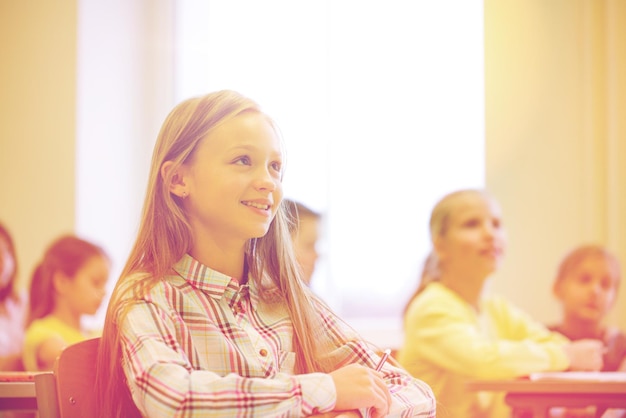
[577,309,605,322]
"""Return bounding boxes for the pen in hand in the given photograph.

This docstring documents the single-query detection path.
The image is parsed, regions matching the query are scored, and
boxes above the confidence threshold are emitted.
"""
[375,348,391,372]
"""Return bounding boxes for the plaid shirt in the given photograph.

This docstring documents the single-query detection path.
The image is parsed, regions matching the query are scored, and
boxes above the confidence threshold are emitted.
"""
[120,254,436,417]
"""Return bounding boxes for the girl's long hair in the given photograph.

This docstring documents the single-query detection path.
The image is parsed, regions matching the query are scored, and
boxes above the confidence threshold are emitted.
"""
[96,90,355,418]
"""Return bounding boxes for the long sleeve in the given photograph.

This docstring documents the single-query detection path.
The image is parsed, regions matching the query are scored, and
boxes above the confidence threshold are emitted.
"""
[312,299,436,417]
[397,282,569,417]
[400,283,569,380]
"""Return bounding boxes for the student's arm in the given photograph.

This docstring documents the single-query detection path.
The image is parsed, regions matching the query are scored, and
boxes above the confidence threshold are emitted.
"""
[0,354,22,371]
[314,298,436,418]
[403,294,570,380]
[35,335,66,371]
[309,412,361,418]
[22,321,65,371]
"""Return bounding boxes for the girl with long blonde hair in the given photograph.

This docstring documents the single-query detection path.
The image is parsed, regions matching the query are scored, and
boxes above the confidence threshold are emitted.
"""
[95,90,435,418]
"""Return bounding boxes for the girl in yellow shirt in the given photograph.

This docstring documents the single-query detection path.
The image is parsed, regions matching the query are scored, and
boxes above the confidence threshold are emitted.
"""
[23,235,109,371]
[397,189,605,418]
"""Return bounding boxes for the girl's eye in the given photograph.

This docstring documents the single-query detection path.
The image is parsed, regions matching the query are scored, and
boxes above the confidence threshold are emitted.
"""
[234,156,252,165]
[601,277,613,291]
[270,161,282,173]
[463,218,480,228]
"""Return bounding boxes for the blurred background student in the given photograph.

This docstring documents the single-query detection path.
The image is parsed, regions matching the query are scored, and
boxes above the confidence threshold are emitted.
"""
[22,235,109,371]
[284,199,322,286]
[0,222,27,371]
[550,244,626,371]
[397,189,605,418]
[548,246,625,418]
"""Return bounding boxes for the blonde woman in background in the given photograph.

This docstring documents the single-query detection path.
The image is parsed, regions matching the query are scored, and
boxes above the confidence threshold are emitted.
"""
[397,189,605,418]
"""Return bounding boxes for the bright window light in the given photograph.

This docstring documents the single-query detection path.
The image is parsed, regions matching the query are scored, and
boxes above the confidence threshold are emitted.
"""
[177,0,485,343]
[77,0,485,345]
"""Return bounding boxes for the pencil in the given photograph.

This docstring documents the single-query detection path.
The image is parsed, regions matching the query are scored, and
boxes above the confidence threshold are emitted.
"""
[375,348,391,371]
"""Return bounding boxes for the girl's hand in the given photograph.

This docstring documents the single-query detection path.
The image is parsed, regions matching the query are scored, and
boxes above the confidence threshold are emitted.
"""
[329,363,392,418]
[308,411,361,418]
[563,339,604,371]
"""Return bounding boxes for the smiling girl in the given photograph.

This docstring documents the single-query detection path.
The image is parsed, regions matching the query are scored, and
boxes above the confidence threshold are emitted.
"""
[95,90,435,418]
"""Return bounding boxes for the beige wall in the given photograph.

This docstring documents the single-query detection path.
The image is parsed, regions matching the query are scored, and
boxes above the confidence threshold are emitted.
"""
[485,0,626,329]
[0,1,78,288]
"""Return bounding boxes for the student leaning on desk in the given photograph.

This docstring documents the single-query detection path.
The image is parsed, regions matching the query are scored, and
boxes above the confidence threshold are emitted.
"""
[549,244,626,372]
[94,90,436,418]
[397,189,605,418]
[548,244,626,418]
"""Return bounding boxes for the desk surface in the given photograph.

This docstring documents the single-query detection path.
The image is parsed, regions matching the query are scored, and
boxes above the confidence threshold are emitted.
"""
[0,372,36,398]
[467,373,626,418]
[0,372,37,411]
[467,379,626,394]
[467,372,626,394]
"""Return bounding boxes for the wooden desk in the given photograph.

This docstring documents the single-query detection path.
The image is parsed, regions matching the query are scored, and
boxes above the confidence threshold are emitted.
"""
[467,372,626,418]
[0,372,38,411]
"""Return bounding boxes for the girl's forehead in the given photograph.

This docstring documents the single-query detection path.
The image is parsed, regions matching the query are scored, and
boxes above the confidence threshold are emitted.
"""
[451,194,501,217]
[572,255,621,277]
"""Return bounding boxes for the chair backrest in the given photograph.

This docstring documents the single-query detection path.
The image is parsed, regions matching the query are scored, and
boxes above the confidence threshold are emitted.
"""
[35,337,100,418]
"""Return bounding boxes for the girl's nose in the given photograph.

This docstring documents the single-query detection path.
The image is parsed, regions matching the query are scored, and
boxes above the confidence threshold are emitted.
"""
[590,281,603,295]
[482,223,496,239]
[254,167,277,191]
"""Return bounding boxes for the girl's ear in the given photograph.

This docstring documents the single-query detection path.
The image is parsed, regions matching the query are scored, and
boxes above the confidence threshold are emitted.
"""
[433,237,446,264]
[52,270,71,295]
[552,280,563,299]
[161,161,188,198]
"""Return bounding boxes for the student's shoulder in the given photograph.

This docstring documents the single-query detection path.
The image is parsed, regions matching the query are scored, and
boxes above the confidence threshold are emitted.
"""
[481,292,530,319]
[407,283,469,317]
[24,317,65,348]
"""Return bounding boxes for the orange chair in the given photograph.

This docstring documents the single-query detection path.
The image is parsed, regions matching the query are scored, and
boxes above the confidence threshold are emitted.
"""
[34,337,99,418]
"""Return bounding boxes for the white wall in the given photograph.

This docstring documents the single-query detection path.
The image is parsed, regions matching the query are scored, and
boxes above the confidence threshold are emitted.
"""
[75,0,176,327]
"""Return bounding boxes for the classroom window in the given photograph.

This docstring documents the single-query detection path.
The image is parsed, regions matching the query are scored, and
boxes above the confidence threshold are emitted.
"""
[77,0,485,343]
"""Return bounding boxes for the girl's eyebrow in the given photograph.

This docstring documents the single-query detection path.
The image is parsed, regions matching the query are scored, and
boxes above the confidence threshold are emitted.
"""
[229,144,281,154]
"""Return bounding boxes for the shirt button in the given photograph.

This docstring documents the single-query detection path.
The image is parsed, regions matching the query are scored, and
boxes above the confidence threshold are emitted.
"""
[311,407,319,414]
[259,349,268,357]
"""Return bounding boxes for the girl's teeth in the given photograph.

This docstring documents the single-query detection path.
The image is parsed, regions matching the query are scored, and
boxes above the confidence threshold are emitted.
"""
[245,202,268,210]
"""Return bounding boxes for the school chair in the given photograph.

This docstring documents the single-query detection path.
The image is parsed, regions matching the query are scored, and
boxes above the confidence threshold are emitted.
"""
[34,337,100,418]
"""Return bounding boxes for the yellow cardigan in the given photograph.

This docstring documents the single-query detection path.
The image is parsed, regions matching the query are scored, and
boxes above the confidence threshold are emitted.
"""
[397,282,570,418]
[23,316,88,371]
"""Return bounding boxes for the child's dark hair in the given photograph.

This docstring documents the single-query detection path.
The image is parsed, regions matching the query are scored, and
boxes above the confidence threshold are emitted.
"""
[27,235,108,325]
